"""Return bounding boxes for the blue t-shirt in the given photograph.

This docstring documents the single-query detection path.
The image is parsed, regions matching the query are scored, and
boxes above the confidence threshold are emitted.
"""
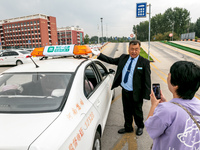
[145,97,200,150]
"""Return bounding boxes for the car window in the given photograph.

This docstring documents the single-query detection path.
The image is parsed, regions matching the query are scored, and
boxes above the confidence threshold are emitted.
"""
[9,51,19,56]
[19,50,30,54]
[0,73,72,113]
[84,65,100,97]
[84,75,93,97]
[2,52,9,56]
[94,62,108,80]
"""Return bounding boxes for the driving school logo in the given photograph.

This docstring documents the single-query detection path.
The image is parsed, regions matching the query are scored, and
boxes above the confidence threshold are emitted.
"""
[47,46,70,53]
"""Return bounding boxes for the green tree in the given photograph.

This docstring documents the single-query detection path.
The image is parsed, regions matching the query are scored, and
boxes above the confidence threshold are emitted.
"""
[195,18,200,37]
[84,34,90,44]
[163,7,190,36]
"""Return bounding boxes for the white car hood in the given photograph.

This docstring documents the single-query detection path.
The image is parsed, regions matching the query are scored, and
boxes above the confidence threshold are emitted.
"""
[0,112,60,150]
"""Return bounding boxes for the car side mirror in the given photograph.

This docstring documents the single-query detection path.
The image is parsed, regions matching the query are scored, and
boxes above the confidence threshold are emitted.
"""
[109,69,115,74]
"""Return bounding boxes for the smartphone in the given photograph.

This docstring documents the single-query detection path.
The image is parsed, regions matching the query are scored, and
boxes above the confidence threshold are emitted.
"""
[152,83,161,99]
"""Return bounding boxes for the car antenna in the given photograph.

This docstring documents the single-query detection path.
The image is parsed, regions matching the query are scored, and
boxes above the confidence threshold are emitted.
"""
[29,56,39,68]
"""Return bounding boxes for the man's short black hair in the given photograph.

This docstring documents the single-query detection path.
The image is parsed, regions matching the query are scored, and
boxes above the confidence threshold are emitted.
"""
[170,61,200,99]
[129,40,141,46]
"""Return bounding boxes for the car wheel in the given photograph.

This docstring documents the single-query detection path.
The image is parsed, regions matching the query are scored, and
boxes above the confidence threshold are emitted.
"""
[112,89,115,100]
[92,131,101,150]
[16,60,23,66]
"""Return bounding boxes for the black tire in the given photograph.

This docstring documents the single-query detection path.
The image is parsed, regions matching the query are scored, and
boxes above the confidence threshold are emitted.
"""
[92,131,101,150]
[16,60,23,66]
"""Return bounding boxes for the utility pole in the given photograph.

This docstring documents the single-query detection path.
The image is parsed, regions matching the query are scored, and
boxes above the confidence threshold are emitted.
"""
[97,24,99,44]
[100,18,103,44]
[147,4,151,60]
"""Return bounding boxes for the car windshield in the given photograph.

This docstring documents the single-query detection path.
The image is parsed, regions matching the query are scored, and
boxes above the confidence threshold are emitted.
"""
[18,50,30,54]
[0,73,72,113]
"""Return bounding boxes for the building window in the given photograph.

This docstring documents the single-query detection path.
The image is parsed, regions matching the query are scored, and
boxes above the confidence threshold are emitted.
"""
[34,21,36,24]
[30,21,33,25]
[24,22,26,26]
[35,31,37,33]
[27,22,29,25]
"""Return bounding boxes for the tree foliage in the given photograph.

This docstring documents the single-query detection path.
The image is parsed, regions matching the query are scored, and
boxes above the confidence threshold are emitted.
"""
[133,7,192,41]
[84,34,90,44]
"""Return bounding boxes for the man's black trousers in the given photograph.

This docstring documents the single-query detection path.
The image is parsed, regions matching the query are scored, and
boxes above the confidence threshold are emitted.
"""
[122,88,144,131]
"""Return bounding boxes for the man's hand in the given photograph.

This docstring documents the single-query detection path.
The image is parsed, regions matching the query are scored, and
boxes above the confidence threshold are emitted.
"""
[91,48,100,56]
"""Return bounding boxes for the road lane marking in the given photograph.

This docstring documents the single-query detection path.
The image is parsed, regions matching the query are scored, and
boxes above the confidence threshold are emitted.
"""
[151,65,167,84]
[112,94,122,104]
[112,121,137,150]
[141,45,161,63]
[93,45,108,59]
[151,63,168,77]
[161,43,200,61]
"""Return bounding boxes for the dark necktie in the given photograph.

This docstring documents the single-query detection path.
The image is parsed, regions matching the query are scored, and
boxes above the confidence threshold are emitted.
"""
[123,58,134,83]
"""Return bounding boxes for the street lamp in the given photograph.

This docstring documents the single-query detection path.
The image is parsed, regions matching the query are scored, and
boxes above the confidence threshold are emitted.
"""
[100,18,103,43]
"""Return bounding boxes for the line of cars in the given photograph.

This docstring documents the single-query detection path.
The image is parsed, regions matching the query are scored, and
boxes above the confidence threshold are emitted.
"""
[0,45,115,150]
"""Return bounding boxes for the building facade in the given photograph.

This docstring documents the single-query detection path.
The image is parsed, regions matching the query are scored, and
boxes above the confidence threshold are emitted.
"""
[0,14,58,49]
[57,26,84,45]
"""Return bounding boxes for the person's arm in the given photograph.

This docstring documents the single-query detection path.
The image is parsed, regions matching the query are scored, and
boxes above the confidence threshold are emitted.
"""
[98,53,120,65]
[147,90,167,119]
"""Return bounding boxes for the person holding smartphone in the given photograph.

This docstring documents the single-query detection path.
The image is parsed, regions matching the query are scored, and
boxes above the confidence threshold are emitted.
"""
[145,61,200,150]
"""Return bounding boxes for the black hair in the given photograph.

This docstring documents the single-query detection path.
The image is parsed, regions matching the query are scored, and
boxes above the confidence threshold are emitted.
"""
[170,61,200,99]
[129,40,141,46]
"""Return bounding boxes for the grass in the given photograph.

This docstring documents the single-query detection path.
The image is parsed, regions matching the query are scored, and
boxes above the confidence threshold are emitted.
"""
[140,47,154,61]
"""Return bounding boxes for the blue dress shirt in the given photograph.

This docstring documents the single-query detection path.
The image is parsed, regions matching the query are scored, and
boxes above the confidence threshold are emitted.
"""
[121,55,139,91]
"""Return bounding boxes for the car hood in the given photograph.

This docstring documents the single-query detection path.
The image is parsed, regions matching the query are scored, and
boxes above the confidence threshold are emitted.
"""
[0,112,60,150]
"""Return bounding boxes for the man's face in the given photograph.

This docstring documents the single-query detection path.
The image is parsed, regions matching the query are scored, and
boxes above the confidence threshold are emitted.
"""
[128,43,140,58]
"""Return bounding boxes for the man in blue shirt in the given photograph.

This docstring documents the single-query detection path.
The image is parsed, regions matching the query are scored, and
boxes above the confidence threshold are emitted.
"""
[92,40,151,136]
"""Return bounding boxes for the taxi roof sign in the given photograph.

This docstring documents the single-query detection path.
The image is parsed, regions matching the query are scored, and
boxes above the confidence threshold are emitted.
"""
[31,47,45,57]
[31,45,92,57]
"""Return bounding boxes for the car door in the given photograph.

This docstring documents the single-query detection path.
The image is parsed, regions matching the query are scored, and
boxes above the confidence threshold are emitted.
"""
[8,51,19,65]
[0,52,10,65]
[84,62,112,130]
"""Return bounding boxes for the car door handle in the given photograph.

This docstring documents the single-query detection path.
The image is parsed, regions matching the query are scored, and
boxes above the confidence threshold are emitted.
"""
[97,100,101,106]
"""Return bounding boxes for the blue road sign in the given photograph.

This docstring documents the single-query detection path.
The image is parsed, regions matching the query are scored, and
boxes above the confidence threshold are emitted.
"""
[0,42,1,45]
[128,37,130,40]
[136,3,147,18]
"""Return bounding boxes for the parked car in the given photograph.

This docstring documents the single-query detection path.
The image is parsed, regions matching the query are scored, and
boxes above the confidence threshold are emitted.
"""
[0,50,33,66]
[0,56,115,150]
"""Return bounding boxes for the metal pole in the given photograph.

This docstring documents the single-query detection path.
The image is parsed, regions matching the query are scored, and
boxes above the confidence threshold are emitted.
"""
[100,18,103,43]
[97,24,99,44]
[148,4,151,60]
[172,22,174,41]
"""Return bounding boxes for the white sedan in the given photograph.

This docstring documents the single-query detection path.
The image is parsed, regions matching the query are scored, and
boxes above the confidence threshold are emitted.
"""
[0,57,115,150]
[0,50,33,66]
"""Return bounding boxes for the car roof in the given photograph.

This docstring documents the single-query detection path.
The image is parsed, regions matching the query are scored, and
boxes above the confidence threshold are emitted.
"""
[3,57,90,73]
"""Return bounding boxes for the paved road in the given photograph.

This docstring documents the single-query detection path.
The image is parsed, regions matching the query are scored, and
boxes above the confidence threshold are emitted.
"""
[99,42,200,150]
[171,41,200,50]
[1,42,200,150]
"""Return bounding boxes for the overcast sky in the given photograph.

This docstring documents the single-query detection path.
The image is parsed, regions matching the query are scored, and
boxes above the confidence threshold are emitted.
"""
[0,0,200,38]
